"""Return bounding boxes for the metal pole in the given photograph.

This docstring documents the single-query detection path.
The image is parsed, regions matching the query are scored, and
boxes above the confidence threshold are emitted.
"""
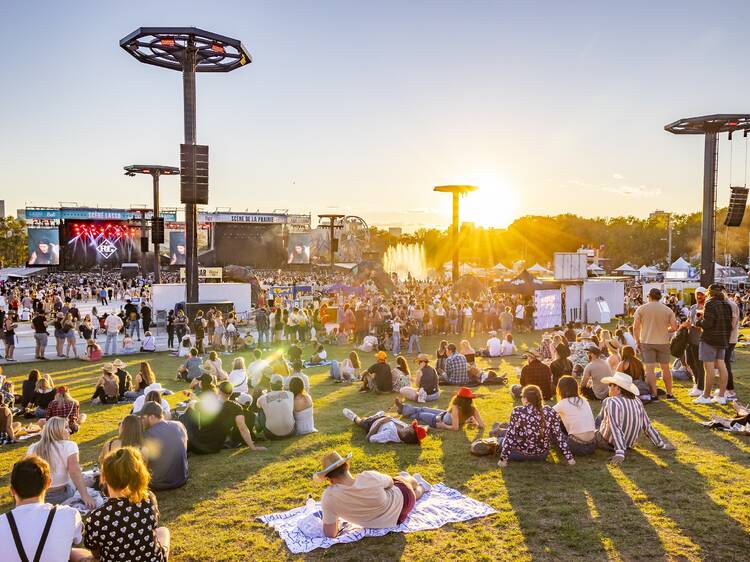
[452,192,459,283]
[329,221,335,270]
[701,131,718,287]
[183,42,199,303]
[667,214,672,266]
[152,172,161,284]
[140,211,147,272]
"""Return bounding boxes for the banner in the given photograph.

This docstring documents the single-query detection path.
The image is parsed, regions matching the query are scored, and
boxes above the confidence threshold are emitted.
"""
[25,208,176,221]
[179,267,223,281]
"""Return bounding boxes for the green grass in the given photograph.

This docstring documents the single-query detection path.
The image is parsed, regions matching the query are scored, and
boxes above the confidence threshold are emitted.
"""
[1,332,750,561]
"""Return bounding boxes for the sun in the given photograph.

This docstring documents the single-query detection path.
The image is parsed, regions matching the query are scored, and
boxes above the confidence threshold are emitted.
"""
[459,181,520,228]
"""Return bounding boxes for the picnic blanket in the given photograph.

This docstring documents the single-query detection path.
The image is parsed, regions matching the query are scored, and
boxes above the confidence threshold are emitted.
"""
[303,359,334,369]
[259,483,496,553]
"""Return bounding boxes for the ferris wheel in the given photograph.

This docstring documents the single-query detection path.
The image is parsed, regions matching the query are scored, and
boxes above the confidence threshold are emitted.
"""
[338,215,370,261]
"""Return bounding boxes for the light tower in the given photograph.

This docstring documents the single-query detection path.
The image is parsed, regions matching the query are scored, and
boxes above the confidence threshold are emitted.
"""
[120,27,251,303]
[434,185,478,282]
[318,214,345,269]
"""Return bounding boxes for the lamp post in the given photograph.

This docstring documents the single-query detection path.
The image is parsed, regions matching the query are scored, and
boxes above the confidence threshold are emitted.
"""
[665,115,750,286]
[120,27,251,303]
[433,185,478,283]
[318,214,345,269]
[124,165,180,283]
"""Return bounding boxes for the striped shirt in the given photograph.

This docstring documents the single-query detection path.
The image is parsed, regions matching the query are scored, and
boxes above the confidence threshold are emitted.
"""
[444,353,469,385]
[598,395,665,457]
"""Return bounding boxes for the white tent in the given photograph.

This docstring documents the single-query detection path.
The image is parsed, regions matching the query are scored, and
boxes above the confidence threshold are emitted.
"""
[492,262,509,271]
[459,263,478,275]
[587,263,605,275]
[614,263,637,273]
[669,257,691,271]
[528,263,551,274]
[638,265,660,276]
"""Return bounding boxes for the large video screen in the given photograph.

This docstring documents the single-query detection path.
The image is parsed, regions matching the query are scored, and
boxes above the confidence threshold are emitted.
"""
[287,232,311,264]
[169,231,186,265]
[65,221,141,267]
[28,228,60,266]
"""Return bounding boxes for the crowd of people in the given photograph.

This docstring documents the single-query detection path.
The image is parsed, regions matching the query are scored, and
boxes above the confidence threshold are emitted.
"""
[0,267,747,560]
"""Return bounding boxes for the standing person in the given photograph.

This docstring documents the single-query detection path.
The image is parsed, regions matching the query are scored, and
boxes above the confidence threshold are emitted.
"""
[103,312,123,356]
[26,418,95,508]
[193,310,206,355]
[390,317,401,355]
[84,447,170,561]
[0,456,88,562]
[139,402,189,491]
[685,287,707,399]
[174,309,188,343]
[166,310,175,350]
[596,372,675,465]
[140,301,152,334]
[633,288,679,401]
[723,287,739,402]
[62,313,78,359]
[3,311,18,362]
[499,306,514,337]
[695,284,733,405]
[255,306,269,349]
[32,310,49,361]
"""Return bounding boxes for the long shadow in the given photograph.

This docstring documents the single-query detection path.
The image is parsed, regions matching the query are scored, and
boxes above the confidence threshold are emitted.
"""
[625,449,750,557]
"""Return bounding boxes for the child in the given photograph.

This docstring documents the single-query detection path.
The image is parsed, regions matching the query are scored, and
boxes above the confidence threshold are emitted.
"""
[121,334,136,354]
[342,408,426,444]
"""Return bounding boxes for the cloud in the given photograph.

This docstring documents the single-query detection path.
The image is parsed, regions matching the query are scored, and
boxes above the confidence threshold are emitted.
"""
[603,184,661,198]
[612,173,624,180]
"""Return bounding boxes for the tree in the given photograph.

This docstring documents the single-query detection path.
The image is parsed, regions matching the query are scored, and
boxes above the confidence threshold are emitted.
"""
[0,217,28,267]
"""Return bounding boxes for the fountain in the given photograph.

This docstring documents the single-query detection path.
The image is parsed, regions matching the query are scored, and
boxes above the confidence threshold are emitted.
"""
[382,243,429,280]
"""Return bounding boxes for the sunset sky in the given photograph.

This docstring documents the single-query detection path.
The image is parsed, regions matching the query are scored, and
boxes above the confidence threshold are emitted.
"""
[2,1,750,229]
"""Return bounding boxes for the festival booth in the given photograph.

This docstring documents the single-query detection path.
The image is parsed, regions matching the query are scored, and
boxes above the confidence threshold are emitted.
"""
[494,270,562,329]
[642,281,700,305]
[152,283,253,324]
[269,284,315,309]
[638,265,661,280]
[563,279,626,323]
[613,263,639,277]
[587,263,606,277]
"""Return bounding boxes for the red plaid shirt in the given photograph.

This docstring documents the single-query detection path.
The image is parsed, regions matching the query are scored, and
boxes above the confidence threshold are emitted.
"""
[46,399,80,426]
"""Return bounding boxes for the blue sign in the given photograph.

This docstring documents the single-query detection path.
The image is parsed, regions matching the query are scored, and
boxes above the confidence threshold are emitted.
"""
[25,208,177,221]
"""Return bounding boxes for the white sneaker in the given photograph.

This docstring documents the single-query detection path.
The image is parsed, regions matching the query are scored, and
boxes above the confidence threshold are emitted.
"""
[693,396,713,405]
[713,395,727,405]
[726,391,738,401]
[342,408,357,422]
[374,410,385,418]
[688,387,703,398]
[412,473,432,493]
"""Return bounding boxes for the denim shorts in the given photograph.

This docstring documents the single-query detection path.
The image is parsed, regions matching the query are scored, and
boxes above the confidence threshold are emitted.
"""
[699,341,726,362]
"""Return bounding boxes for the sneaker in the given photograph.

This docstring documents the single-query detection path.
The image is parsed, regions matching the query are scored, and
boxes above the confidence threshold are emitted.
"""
[412,473,432,493]
[726,391,738,401]
[342,408,357,422]
[374,411,385,418]
[693,395,713,405]
[688,386,703,397]
[665,394,677,401]
[91,398,100,405]
[713,395,727,405]
[651,395,660,402]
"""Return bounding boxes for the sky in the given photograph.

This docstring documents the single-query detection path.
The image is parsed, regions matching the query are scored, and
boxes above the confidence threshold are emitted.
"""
[2,1,750,230]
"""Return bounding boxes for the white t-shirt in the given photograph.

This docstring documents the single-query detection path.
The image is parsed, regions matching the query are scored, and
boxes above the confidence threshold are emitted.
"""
[228,369,249,394]
[0,503,82,562]
[27,441,78,488]
[248,359,271,388]
[623,332,637,348]
[132,396,171,416]
[500,340,516,356]
[284,373,310,393]
[391,321,400,334]
[486,337,502,357]
[553,397,596,436]
[368,421,403,444]
[257,391,295,437]
[104,315,122,335]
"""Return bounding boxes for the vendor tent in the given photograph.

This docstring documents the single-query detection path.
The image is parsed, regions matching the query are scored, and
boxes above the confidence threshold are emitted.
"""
[492,262,509,271]
[669,257,691,271]
[587,263,606,276]
[494,269,559,296]
[638,265,660,276]
[528,263,551,274]
[613,263,637,274]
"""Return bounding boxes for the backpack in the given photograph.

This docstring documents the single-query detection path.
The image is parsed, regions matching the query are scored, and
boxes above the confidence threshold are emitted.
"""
[670,326,689,358]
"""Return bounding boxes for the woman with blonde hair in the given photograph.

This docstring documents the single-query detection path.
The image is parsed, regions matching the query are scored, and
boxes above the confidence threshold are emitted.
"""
[26,417,95,507]
[459,339,476,366]
[391,355,411,391]
[85,447,170,561]
[206,350,227,381]
[98,414,147,466]
[228,356,249,393]
[124,361,156,400]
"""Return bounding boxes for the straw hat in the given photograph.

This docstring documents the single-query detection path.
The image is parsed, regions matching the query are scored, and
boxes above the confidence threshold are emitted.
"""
[313,451,352,482]
[601,372,639,396]
[416,353,430,363]
[101,362,116,374]
[524,349,541,360]
[112,359,126,368]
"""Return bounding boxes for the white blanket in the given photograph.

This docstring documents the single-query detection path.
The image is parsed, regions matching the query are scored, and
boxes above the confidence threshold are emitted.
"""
[259,483,496,554]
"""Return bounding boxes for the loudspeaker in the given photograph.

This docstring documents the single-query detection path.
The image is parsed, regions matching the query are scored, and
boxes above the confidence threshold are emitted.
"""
[152,217,165,244]
[140,237,149,253]
[724,186,749,227]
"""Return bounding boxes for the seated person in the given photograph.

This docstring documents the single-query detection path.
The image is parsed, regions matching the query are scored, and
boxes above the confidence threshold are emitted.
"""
[98,414,147,467]
[511,350,554,401]
[180,382,266,454]
[291,376,317,435]
[330,351,361,383]
[85,448,170,561]
[0,456,87,562]
[121,334,137,354]
[83,339,102,362]
[495,385,575,467]
[336,329,350,346]
[395,387,484,431]
[247,349,271,388]
[284,361,310,393]
[500,334,516,356]
[480,331,503,357]
[359,351,394,393]
[133,386,172,420]
[399,354,440,402]
[550,343,573,387]
[30,378,56,418]
[176,335,193,357]
[359,334,378,353]
[228,357,249,394]
[342,409,426,444]
[314,450,427,537]
[0,393,21,444]
[580,345,611,401]
[552,376,596,455]
[440,344,469,386]
[176,348,203,382]
[91,364,120,405]
[140,331,156,352]
[595,372,675,465]
[45,386,86,433]
[309,344,327,365]
[256,376,295,439]
[139,402,189,490]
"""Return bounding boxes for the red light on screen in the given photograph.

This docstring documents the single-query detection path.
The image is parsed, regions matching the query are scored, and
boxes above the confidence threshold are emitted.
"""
[160,37,176,47]
[728,122,739,126]
[211,43,225,53]
[143,169,150,173]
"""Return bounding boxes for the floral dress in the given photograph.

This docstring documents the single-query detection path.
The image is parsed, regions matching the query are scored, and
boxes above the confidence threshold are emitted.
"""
[499,404,573,463]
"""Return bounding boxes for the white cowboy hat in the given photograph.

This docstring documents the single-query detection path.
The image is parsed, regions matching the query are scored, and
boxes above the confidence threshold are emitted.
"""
[144,383,166,394]
[112,359,127,368]
[601,372,640,396]
[313,451,353,482]
[101,362,116,374]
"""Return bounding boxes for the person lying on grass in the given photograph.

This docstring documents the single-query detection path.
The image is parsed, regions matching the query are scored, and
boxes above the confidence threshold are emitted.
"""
[313,451,429,538]
[491,384,575,467]
[342,408,427,444]
[595,372,675,466]
[394,386,484,431]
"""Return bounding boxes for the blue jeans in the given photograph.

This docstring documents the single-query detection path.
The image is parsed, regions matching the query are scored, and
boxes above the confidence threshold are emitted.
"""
[407,335,421,354]
[330,360,342,381]
[105,333,118,355]
[46,483,74,505]
[401,404,450,427]
[392,332,401,355]
[129,320,141,339]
